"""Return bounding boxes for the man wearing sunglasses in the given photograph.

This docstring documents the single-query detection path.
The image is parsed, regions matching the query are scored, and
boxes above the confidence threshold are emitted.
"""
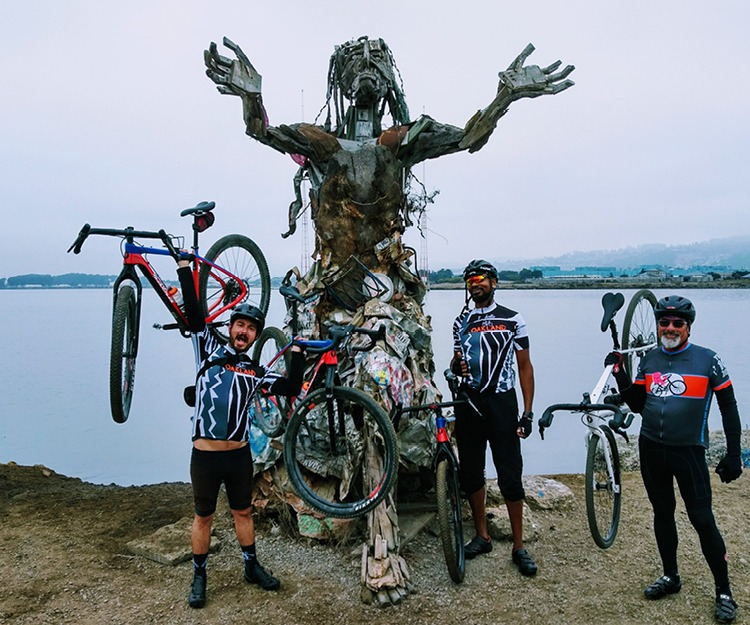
[450,259,537,577]
[605,294,742,623]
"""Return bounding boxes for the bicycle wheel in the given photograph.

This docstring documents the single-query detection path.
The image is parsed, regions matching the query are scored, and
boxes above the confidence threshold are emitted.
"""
[199,234,270,344]
[621,289,657,377]
[584,425,621,549]
[436,455,465,583]
[249,327,292,437]
[110,285,139,424]
[283,386,398,518]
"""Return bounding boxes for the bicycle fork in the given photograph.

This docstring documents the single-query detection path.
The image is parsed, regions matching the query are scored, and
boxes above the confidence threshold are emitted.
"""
[585,425,620,495]
[322,353,347,454]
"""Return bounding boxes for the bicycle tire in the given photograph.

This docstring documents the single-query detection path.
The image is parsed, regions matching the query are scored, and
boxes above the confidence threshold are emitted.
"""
[249,327,292,437]
[283,386,398,519]
[199,234,270,344]
[669,378,687,395]
[584,425,621,549]
[436,456,465,583]
[621,289,658,377]
[110,285,138,424]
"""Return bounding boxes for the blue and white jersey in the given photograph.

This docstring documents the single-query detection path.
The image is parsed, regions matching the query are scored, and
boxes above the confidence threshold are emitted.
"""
[190,327,280,442]
[453,302,530,394]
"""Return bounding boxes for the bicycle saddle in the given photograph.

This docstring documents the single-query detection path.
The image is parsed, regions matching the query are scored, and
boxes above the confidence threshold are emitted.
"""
[180,201,216,217]
[600,292,625,332]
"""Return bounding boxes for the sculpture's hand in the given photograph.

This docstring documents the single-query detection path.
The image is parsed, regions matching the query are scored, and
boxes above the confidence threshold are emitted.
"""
[498,44,575,99]
[204,37,262,97]
[460,43,574,152]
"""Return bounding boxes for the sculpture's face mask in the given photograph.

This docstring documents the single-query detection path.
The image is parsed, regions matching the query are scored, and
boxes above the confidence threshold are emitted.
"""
[335,37,398,108]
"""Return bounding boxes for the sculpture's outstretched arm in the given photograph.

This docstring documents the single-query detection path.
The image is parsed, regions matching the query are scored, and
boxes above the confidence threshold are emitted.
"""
[206,38,337,159]
[205,38,269,140]
[398,44,574,166]
[460,44,574,152]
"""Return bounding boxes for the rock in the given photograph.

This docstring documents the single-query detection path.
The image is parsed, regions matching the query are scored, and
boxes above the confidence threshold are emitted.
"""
[126,517,221,566]
[296,513,357,541]
[487,477,573,511]
[522,476,575,511]
[486,502,538,542]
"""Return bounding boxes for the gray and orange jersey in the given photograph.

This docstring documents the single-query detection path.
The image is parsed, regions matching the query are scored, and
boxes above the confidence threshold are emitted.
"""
[634,342,732,448]
[453,301,529,394]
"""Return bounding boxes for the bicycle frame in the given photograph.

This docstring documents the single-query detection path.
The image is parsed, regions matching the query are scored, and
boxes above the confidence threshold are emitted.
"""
[252,280,383,424]
[389,374,468,583]
[70,207,251,349]
[538,290,659,549]
[113,241,248,334]
[68,201,271,425]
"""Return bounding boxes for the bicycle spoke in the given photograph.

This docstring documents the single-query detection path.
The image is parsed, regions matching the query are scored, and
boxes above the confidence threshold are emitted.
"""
[622,289,657,377]
[283,386,397,518]
[436,456,465,583]
[585,428,621,549]
[199,234,270,344]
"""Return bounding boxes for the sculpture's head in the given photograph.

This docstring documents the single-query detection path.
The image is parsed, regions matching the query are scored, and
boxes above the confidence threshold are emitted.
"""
[324,36,409,139]
[333,37,395,105]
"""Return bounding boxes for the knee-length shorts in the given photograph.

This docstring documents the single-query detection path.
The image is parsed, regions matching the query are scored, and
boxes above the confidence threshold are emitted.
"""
[455,388,525,502]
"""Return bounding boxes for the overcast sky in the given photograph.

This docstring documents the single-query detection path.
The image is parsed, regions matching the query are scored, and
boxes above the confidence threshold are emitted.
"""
[3,1,749,278]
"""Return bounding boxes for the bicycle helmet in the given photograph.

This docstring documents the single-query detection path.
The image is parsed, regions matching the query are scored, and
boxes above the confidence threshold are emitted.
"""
[655,295,696,324]
[462,259,499,282]
[230,304,265,332]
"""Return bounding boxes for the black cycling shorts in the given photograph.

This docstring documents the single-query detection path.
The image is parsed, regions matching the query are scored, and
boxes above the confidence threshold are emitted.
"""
[190,445,254,517]
[454,388,524,501]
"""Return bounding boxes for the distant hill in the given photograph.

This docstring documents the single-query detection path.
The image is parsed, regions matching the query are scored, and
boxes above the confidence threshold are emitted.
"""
[493,235,750,271]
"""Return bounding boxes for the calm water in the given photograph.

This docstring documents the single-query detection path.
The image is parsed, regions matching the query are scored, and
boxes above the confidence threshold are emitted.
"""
[1,288,748,485]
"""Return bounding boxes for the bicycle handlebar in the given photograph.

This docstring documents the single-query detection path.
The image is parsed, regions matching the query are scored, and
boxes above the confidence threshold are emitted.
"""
[67,202,215,257]
[390,368,480,431]
[299,324,386,354]
[67,223,91,254]
[67,224,176,256]
[279,284,308,303]
[350,325,386,352]
[538,402,634,439]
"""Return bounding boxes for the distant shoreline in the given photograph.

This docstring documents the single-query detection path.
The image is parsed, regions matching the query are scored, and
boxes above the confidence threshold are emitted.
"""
[3,280,749,291]
[428,280,750,290]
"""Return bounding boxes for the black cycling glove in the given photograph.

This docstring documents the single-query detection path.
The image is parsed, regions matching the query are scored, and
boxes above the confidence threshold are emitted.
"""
[518,412,533,438]
[715,454,743,484]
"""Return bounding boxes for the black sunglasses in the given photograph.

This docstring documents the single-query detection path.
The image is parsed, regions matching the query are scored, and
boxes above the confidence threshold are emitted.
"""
[658,318,687,329]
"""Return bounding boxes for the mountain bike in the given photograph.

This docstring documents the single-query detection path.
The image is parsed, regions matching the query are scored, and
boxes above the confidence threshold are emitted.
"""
[538,289,658,548]
[389,370,479,583]
[67,201,270,424]
[249,279,398,519]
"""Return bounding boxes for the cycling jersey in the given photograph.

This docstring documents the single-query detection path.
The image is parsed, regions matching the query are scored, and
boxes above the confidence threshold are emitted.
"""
[176,266,303,443]
[190,327,281,442]
[634,342,732,447]
[453,302,530,393]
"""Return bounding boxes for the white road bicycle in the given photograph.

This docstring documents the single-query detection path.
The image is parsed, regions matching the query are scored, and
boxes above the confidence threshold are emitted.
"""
[538,289,658,549]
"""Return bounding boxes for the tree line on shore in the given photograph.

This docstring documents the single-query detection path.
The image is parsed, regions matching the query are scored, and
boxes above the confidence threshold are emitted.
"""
[1,274,116,288]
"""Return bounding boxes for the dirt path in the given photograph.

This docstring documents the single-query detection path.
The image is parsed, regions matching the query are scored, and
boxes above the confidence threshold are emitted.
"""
[1,462,747,624]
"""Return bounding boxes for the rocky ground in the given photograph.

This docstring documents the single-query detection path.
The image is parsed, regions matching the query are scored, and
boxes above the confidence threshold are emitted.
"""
[1,461,748,625]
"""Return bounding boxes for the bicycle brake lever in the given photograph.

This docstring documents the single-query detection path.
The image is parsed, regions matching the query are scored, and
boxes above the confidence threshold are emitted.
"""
[67,223,91,254]
[161,230,180,259]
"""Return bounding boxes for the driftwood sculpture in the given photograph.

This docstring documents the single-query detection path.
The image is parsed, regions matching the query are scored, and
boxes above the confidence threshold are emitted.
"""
[205,35,574,604]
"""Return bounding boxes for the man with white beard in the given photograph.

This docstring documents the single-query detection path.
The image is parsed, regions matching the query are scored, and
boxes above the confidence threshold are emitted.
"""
[606,295,742,623]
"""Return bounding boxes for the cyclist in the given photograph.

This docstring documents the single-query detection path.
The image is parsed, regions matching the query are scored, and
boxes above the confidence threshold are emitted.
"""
[176,260,304,609]
[606,294,742,623]
[450,259,538,576]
